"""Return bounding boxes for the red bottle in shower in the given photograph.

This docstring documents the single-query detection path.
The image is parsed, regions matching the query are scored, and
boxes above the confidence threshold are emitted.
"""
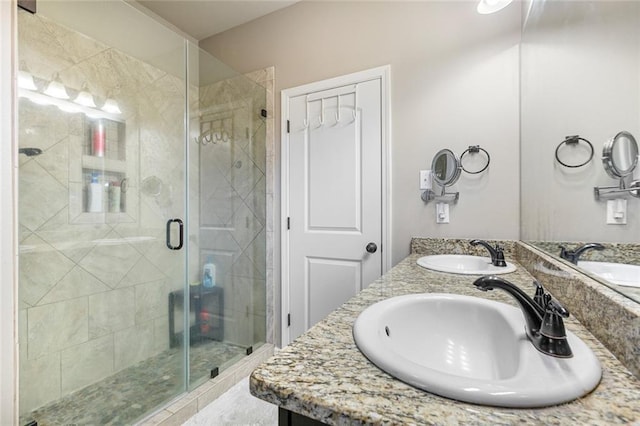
[92,120,105,157]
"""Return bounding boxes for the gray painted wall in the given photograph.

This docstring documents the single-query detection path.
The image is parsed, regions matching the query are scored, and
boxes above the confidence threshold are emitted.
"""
[521,1,640,243]
[200,1,522,267]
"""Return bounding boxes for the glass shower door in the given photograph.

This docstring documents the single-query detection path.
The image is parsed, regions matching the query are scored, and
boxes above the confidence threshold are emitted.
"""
[186,43,268,388]
[17,2,188,424]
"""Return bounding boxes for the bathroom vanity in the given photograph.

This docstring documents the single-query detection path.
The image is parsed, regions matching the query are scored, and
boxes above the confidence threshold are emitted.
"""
[250,239,640,425]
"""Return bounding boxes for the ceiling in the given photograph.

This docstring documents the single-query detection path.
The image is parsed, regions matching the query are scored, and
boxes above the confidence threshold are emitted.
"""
[139,0,299,41]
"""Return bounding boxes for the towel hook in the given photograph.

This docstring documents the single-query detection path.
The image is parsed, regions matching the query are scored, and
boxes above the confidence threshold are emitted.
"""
[318,98,325,126]
[352,86,358,120]
[303,95,309,128]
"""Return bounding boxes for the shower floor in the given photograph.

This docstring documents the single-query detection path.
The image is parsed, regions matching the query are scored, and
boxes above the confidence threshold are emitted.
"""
[20,340,247,426]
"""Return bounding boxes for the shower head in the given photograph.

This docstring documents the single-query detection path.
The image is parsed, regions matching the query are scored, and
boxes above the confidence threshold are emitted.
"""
[19,147,43,157]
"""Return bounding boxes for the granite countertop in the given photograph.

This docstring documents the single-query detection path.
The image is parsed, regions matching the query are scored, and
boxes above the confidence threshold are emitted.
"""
[250,254,640,425]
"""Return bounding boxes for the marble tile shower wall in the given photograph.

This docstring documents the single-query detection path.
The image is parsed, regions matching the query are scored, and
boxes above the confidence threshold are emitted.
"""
[196,70,268,348]
[18,11,190,414]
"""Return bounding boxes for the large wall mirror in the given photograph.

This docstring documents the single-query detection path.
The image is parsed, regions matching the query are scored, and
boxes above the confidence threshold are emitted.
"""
[520,0,640,304]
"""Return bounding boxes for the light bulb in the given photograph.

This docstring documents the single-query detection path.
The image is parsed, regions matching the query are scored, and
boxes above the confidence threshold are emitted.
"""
[18,71,37,90]
[44,73,69,99]
[101,98,122,114]
[74,83,96,108]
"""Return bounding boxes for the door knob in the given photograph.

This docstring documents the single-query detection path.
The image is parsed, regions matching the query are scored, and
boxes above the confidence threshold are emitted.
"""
[366,242,378,253]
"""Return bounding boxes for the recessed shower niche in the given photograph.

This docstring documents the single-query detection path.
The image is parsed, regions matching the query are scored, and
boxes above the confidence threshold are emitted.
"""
[69,114,135,224]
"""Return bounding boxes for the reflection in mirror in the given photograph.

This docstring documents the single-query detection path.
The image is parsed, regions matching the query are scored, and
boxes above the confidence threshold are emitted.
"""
[529,241,640,303]
[578,260,640,289]
[431,148,461,187]
[520,1,640,306]
[603,131,638,179]
[554,136,594,169]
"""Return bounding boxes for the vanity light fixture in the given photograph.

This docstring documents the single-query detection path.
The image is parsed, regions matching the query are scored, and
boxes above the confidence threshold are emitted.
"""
[477,0,513,14]
[74,83,97,108]
[20,72,122,121]
[19,88,123,122]
[43,72,69,99]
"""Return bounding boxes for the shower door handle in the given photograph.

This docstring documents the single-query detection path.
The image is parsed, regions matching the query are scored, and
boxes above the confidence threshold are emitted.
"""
[166,218,184,250]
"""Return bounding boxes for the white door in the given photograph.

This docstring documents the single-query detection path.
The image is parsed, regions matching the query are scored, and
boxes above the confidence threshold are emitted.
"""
[283,73,386,343]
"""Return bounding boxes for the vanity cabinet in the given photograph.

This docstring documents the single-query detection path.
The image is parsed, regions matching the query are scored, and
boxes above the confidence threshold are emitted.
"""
[278,408,323,426]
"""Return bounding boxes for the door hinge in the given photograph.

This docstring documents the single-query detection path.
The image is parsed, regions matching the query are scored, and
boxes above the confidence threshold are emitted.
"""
[286,120,290,133]
[210,367,219,379]
[287,313,291,327]
[287,217,290,230]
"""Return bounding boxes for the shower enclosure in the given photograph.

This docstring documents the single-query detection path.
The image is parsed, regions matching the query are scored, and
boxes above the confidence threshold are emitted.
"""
[17,2,266,424]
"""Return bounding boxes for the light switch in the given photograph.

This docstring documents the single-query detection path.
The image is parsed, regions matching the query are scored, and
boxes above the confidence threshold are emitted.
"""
[436,202,449,224]
[606,199,627,225]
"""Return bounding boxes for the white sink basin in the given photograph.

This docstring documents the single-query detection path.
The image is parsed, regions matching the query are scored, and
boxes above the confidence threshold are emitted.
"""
[578,261,640,288]
[353,293,601,408]
[417,255,517,275]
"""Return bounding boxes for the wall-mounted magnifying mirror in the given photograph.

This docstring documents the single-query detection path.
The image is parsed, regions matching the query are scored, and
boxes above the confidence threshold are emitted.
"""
[432,148,461,188]
[602,131,638,179]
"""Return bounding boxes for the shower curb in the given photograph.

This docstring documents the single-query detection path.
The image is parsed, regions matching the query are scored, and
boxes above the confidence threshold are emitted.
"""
[139,343,275,426]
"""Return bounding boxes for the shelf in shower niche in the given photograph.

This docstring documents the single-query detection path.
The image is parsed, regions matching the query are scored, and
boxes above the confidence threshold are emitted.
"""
[67,117,133,225]
[69,167,134,224]
[82,155,127,173]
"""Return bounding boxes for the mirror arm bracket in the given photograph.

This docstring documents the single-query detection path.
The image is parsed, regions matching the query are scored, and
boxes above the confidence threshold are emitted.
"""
[421,189,459,204]
[594,180,640,200]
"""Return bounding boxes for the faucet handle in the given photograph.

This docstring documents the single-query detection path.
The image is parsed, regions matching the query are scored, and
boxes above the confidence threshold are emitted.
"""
[558,245,577,263]
[540,293,569,338]
[543,295,569,318]
[540,296,570,343]
[539,296,573,357]
[493,245,507,267]
[533,280,545,307]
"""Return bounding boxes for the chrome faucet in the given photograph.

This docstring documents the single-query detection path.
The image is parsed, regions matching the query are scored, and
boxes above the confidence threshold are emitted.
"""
[558,243,605,264]
[470,240,507,267]
[473,276,573,358]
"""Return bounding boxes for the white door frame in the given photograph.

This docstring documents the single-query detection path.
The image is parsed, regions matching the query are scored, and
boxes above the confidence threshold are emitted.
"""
[280,65,391,345]
[1,0,18,424]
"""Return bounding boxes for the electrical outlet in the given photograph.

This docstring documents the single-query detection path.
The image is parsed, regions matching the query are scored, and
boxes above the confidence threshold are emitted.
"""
[420,170,432,190]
